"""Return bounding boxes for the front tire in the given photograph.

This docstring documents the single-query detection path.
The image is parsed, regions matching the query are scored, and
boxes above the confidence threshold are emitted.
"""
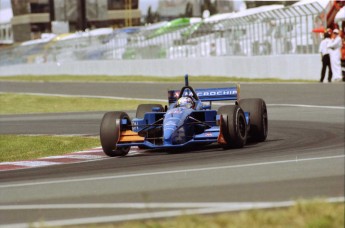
[239,98,268,142]
[218,105,247,148]
[100,111,131,157]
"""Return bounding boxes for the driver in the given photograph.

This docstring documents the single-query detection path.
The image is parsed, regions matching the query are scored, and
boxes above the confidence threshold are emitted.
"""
[177,96,195,109]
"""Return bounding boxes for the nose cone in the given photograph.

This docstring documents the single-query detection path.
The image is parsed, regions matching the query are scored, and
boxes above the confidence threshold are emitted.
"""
[163,126,176,144]
[163,107,191,145]
[164,124,186,145]
[163,108,182,144]
[163,117,179,144]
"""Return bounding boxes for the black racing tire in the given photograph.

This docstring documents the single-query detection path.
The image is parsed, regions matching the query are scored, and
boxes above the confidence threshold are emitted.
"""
[239,98,268,142]
[218,105,247,148]
[136,104,164,118]
[100,111,131,157]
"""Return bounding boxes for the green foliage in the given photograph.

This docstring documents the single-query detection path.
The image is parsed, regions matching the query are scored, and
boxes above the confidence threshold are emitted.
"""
[145,6,160,24]
[150,18,191,38]
[202,0,217,15]
[184,2,193,17]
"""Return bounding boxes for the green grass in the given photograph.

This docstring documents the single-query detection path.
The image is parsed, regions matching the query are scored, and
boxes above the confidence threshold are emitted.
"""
[0,135,100,162]
[56,200,344,228]
[0,75,315,83]
[0,93,165,115]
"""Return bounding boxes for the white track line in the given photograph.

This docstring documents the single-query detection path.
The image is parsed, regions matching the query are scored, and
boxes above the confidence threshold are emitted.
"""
[0,147,145,172]
[1,154,343,189]
[39,154,105,160]
[0,161,61,167]
[1,197,344,210]
[267,104,345,110]
[1,92,344,109]
[1,197,343,228]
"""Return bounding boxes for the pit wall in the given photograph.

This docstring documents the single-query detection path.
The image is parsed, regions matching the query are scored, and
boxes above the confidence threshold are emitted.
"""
[0,54,320,80]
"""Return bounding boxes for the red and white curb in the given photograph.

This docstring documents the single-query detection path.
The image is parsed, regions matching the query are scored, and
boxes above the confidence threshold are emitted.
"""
[0,147,141,172]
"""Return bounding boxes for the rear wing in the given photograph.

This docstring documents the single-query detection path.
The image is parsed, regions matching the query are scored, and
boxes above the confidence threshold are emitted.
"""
[168,86,239,104]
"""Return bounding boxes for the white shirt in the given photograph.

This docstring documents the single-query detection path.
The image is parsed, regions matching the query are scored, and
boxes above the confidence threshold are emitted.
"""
[327,35,342,79]
[319,38,331,56]
[327,35,342,51]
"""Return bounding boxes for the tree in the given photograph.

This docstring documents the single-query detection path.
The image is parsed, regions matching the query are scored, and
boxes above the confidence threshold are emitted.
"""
[185,2,193,17]
[245,1,299,8]
[201,0,217,16]
[145,6,160,24]
[146,6,154,24]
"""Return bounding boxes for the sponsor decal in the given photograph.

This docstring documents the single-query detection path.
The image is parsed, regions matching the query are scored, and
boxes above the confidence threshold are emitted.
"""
[167,109,183,114]
[170,89,237,98]
[168,88,237,103]
[165,121,178,126]
[196,90,237,97]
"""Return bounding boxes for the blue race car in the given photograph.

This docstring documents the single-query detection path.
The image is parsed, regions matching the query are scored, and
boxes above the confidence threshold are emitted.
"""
[100,75,268,156]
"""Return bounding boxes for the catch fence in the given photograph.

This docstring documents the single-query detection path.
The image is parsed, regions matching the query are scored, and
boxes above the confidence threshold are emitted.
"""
[0,1,325,67]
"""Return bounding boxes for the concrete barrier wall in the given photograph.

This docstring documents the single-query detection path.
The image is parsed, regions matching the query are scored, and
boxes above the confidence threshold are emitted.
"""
[0,54,320,80]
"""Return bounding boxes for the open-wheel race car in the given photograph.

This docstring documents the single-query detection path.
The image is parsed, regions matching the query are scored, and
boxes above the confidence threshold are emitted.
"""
[100,75,268,157]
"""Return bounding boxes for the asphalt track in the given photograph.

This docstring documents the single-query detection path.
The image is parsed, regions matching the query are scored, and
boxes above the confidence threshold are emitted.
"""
[0,81,344,227]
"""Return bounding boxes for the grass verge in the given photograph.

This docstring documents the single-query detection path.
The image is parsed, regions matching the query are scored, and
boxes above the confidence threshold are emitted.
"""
[0,93,164,115]
[0,75,315,83]
[57,200,344,228]
[0,135,99,162]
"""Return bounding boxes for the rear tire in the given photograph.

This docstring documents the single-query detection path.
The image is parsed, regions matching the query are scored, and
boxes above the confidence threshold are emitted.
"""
[218,105,247,148]
[100,112,131,157]
[239,98,268,142]
[136,104,164,118]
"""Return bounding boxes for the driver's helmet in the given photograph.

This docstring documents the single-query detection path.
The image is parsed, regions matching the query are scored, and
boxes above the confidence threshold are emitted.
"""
[177,96,194,109]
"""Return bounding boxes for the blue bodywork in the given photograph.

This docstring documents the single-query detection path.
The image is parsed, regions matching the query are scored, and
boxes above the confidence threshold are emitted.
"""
[117,75,250,149]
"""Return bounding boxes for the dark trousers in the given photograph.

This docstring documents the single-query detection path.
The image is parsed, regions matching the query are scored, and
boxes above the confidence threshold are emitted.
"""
[320,54,332,82]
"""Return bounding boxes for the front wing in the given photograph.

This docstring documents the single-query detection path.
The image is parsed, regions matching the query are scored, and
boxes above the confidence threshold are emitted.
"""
[116,126,221,149]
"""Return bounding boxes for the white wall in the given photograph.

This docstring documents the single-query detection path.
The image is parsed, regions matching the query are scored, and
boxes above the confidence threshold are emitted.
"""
[0,54,320,80]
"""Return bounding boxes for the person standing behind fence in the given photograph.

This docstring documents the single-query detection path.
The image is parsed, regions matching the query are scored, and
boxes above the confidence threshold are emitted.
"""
[319,31,332,83]
[327,29,342,82]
